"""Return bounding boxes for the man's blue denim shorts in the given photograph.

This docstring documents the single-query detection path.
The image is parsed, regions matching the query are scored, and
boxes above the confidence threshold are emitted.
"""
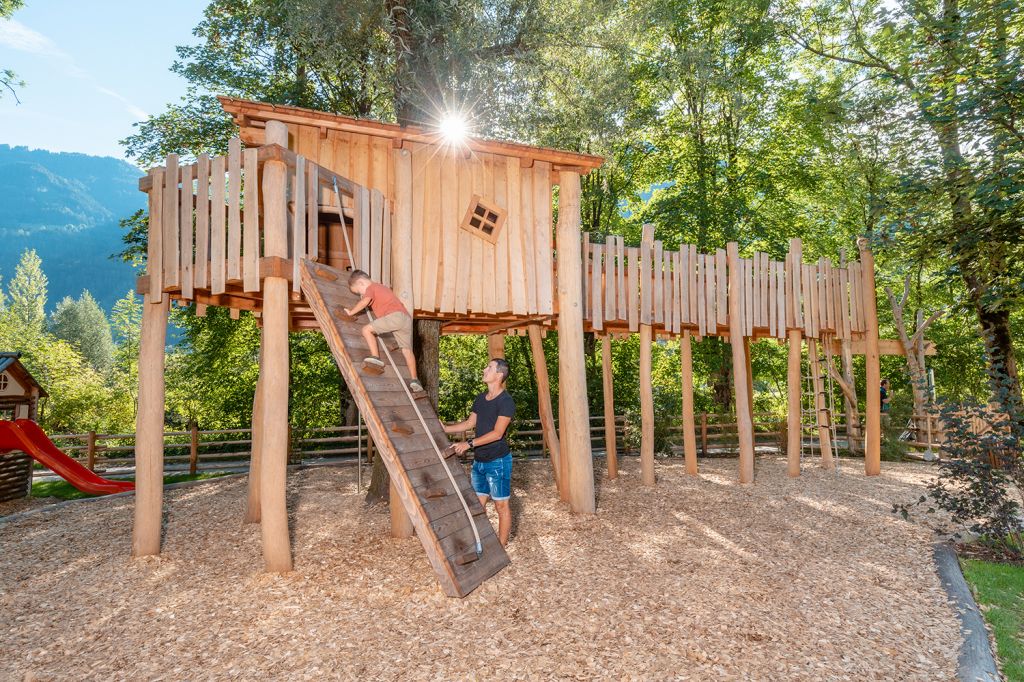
[471,454,512,500]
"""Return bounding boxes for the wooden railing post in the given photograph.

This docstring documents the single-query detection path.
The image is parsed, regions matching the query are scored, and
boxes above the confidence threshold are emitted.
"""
[189,422,199,476]
[86,431,97,472]
[700,413,708,457]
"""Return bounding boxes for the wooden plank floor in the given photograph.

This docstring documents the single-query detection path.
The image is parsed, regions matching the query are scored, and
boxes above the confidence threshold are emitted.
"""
[298,259,509,597]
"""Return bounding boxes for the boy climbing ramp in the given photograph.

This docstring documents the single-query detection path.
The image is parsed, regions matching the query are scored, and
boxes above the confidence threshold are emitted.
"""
[344,269,424,394]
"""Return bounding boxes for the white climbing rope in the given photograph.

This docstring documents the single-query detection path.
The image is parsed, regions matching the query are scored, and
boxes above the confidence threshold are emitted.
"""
[330,178,483,557]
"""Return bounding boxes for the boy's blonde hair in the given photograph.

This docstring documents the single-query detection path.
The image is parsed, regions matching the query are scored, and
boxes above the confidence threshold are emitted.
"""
[348,269,371,286]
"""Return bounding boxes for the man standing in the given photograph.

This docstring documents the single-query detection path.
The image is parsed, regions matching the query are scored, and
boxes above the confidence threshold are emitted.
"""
[443,358,515,547]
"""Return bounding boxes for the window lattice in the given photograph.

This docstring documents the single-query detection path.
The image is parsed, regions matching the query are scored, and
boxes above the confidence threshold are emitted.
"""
[459,195,506,245]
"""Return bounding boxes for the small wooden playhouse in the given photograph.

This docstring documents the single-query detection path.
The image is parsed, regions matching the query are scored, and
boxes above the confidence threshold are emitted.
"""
[132,97,888,596]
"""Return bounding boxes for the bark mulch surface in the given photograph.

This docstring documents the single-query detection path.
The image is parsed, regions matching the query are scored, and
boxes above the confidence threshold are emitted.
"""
[1,457,959,681]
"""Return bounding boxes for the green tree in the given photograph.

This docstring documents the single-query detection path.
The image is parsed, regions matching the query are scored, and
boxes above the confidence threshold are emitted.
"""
[1,0,25,102]
[110,290,143,420]
[7,249,47,337]
[49,291,115,376]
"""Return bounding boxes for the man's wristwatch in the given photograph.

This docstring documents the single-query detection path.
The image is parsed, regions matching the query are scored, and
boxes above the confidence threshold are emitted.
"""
[467,439,475,449]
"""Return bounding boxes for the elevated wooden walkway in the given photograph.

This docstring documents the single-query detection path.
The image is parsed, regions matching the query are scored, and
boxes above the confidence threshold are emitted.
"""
[298,259,509,597]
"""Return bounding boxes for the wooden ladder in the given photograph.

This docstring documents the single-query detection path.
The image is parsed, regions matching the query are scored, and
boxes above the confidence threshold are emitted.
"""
[298,259,510,597]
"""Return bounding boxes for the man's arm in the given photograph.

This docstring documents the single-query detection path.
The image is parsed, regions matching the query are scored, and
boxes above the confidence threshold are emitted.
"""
[344,296,372,317]
[467,416,512,448]
[443,412,477,435]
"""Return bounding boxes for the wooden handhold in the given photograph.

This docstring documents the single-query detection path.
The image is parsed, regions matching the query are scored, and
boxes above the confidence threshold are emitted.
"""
[315,267,339,282]
[361,360,385,376]
[332,306,356,322]
[424,487,447,499]
[391,422,414,436]
[455,551,481,566]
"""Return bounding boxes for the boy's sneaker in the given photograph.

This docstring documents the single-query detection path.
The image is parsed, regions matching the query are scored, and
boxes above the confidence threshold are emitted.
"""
[408,379,425,393]
[362,356,385,374]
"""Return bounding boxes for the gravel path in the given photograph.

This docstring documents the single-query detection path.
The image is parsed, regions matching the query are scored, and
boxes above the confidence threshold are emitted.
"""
[0,456,959,680]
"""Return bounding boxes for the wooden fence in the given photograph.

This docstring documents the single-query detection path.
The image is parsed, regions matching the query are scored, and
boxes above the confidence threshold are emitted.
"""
[36,412,854,480]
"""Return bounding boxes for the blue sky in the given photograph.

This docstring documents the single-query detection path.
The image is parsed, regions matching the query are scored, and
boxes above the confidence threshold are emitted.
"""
[0,1,208,163]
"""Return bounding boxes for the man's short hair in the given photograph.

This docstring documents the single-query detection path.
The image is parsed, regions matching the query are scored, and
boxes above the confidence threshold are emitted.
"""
[492,357,510,384]
[348,269,370,286]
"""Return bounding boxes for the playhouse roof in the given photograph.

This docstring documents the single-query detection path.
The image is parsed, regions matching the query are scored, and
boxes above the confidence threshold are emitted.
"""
[219,97,605,173]
[0,352,48,397]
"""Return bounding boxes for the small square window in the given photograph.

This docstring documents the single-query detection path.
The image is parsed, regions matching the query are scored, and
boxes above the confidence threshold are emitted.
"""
[459,194,506,245]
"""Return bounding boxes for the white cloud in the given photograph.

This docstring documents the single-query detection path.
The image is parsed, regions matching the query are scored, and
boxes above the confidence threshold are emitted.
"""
[96,87,149,121]
[0,18,66,58]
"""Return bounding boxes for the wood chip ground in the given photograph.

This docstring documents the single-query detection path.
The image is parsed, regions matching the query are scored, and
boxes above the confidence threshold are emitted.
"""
[0,457,961,680]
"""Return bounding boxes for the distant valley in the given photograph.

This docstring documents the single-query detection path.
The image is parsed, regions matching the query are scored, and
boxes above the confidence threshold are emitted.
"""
[0,145,144,311]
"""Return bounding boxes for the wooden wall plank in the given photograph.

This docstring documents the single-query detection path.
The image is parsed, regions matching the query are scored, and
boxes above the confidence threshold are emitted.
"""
[664,250,675,333]
[533,162,554,315]
[715,248,727,326]
[210,155,226,295]
[453,155,472,315]
[180,164,194,300]
[147,170,164,302]
[439,150,459,311]
[653,241,663,325]
[751,253,761,328]
[350,133,370,189]
[616,236,627,321]
[194,155,210,289]
[370,136,390,195]
[421,150,441,311]
[581,232,590,320]
[604,237,617,321]
[227,138,242,281]
[761,253,770,329]
[639,227,652,326]
[745,257,754,337]
[790,239,803,330]
[519,161,536,314]
[242,150,260,292]
[292,156,306,292]
[591,244,604,331]
[506,157,526,315]
[627,247,639,332]
[687,245,698,327]
[307,163,319,265]
[370,188,384,284]
[163,154,179,288]
[410,148,427,304]
[705,255,717,336]
[492,157,510,313]
[697,254,706,337]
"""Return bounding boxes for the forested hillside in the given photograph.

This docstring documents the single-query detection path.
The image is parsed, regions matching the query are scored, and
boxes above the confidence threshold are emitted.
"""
[0,145,142,311]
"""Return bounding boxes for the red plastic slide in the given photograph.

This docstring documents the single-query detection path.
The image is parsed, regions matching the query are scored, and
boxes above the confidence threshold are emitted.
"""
[0,420,134,495]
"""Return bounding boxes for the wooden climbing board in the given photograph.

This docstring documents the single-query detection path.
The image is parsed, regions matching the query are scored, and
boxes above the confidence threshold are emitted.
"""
[298,259,510,597]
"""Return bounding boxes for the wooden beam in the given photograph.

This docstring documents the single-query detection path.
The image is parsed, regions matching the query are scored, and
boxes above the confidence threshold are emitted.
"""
[528,324,562,494]
[639,225,656,487]
[680,330,698,476]
[727,242,755,484]
[554,171,594,514]
[786,329,802,477]
[601,334,618,480]
[258,120,293,572]
[859,238,882,476]
[130,294,168,557]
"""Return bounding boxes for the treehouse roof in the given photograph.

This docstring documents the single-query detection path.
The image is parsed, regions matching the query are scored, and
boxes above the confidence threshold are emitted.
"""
[0,352,48,398]
[219,97,605,173]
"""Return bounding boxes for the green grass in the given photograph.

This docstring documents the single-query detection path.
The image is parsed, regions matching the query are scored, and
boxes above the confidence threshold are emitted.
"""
[31,472,231,501]
[960,558,1024,681]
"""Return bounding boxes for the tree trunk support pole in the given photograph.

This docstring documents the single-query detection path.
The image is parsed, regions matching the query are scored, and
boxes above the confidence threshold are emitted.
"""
[859,238,881,476]
[555,171,594,513]
[258,120,293,572]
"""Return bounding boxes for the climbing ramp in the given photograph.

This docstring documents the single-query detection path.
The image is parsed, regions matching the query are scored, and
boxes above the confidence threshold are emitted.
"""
[299,259,510,598]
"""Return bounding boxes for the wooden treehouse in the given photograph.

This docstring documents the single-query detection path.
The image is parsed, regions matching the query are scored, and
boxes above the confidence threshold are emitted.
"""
[131,97,902,595]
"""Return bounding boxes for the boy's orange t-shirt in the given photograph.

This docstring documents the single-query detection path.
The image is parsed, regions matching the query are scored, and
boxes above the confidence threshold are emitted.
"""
[365,282,409,318]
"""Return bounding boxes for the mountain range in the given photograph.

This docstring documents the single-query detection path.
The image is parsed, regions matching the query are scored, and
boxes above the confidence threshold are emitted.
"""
[0,144,144,311]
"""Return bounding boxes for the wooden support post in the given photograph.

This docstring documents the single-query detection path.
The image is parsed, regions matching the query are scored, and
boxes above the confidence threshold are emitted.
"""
[807,338,835,470]
[86,431,97,472]
[390,479,415,538]
[393,148,415,313]
[859,238,881,476]
[727,242,755,484]
[786,329,802,477]
[744,337,754,425]
[189,422,199,476]
[259,120,293,572]
[701,413,708,457]
[488,333,506,360]
[680,330,698,476]
[639,224,656,487]
[601,334,618,480]
[555,171,595,513]
[528,324,562,494]
[245,330,264,524]
[131,294,168,557]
